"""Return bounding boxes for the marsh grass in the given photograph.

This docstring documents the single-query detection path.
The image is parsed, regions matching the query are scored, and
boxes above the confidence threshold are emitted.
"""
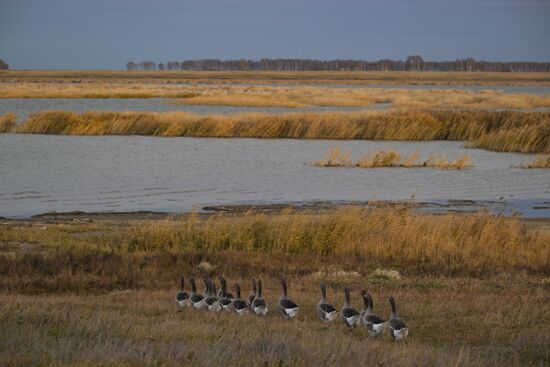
[0,112,16,132]
[313,147,473,169]
[0,278,549,366]
[14,109,550,153]
[518,155,550,168]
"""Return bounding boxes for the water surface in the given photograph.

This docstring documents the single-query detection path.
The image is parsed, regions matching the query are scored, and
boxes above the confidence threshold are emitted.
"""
[0,134,548,218]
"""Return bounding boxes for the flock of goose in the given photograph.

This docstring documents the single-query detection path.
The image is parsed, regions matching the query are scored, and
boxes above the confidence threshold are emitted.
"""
[175,275,408,341]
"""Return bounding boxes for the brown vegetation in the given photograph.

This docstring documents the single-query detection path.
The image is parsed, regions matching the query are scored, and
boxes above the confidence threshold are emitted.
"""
[0,208,549,365]
[2,69,550,86]
[519,155,550,168]
[0,112,16,132]
[312,146,473,169]
[14,109,550,153]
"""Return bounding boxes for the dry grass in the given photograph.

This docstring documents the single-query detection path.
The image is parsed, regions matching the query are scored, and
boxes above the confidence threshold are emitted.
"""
[518,155,550,168]
[0,112,16,132]
[1,209,549,365]
[2,69,550,86]
[1,81,549,110]
[14,109,550,153]
[312,146,473,169]
[0,278,549,366]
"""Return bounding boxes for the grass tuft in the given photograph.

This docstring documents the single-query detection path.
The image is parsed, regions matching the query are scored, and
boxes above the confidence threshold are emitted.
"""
[0,112,16,132]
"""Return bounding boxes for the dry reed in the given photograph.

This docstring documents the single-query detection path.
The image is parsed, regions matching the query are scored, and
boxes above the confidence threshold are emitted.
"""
[313,146,473,169]
[0,112,16,132]
[518,155,550,168]
[15,109,550,153]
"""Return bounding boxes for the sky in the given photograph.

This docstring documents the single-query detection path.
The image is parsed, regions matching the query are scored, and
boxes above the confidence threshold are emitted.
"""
[0,0,549,70]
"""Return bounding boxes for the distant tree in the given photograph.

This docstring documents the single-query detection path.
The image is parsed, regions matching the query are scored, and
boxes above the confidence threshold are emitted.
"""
[406,55,424,71]
[140,61,156,71]
[0,58,9,70]
[158,63,165,71]
[126,61,138,71]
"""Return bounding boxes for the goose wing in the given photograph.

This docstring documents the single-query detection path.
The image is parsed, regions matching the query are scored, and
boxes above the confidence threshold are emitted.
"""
[232,299,248,310]
[190,294,204,303]
[364,314,385,324]
[279,298,299,309]
[390,317,407,330]
[176,291,189,302]
[342,308,360,318]
[253,298,266,308]
[319,303,336,313]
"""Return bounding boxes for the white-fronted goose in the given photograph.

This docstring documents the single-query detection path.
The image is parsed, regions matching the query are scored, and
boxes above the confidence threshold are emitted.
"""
[189,277,206,310]
[217,276,233,311]
[278,279,300,319]
[316,283,337,323]
[247,278,257,310]
[231,283,249,316]
[388,297,409,341]
[251,279,268,316]
[340,287,361,329]
[175,274,190,310]
[360,291,388,337]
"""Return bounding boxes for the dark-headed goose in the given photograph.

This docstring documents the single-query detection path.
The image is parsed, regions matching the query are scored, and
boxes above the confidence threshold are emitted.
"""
[251,279,267,316]
[189,277,206,310]
[360,291,388,337]
[388,297,408,341]
[217,276,233,311]
[175,274,190,310]
[316,283,337,323]
[340,287,361,329]
[231,283,249,316]
[278,279,300,319]
[247,278,257,310]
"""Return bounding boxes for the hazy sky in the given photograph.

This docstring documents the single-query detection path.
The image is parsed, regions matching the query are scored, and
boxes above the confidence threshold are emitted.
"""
[1,0,549,69]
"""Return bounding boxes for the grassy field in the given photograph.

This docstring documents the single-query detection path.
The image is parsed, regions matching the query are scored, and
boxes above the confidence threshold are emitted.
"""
[1,82,549,110]
[1,207,549,366]
[2,69,550,85]
[519,155,550,168]
[11,109,550,153]
[311,146,473,169]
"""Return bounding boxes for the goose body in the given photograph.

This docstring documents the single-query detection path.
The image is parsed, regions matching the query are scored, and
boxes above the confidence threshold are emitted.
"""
[204,279,221,313]
[251,279,268,316]
[360,291,387,337]
[388,297,409,341]
[217,276,233,311]
[175,274,190,309]
[317,283,338,323]
[278,279,300,319]
[341,288,361,329]
[231,284,249,316]
[189,277,206,310]
[247,278,257,311]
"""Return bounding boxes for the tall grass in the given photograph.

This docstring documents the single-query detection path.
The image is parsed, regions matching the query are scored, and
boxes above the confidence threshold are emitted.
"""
[312,146,473,169]
[15,109,550,153]
[121,208,549,276]
[0,112,16,132]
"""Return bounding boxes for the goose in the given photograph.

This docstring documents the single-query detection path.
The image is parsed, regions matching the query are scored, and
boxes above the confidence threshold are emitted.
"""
[251,279,268,316]
[278,279,300,319]
[231,283,250,316]
[204,278,222,313]
[175,274,190,310]
[316,283,338,323]
[388,297,409,341]
[340,287,361,329]
[360,291,388,337]
[217,276,233,311]
[247,278,257,310]
[189,277,206,310]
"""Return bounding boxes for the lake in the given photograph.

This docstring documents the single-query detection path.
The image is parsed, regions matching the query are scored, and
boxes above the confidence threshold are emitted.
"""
[0,134,548,218]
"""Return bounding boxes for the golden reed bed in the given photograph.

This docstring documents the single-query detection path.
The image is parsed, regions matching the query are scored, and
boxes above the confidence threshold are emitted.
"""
[311,146,473,169]
[7,109,550,153]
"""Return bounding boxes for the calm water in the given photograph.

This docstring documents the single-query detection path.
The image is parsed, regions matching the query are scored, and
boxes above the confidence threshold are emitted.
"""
[0,98,381,122]
[0,134,548,218]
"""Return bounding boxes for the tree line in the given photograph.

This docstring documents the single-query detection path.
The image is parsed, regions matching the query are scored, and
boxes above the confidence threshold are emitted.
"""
[126,56,550,72]
[0,58,9,70]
